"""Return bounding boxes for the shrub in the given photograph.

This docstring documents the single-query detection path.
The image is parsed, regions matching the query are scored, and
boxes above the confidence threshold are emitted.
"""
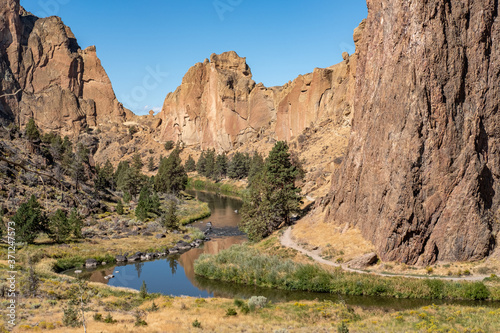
[192,319,202,328]
[149,301,159,312]
[104,313,116,324]
[129,126,138,135]
[63,305,81,327]
[225,308,237,316]
[164,140,175,150]
[248,296,268,310]
[464,282,490,300]
[337,322,349,333]
[134,310,147,326]
[93,313,103,321]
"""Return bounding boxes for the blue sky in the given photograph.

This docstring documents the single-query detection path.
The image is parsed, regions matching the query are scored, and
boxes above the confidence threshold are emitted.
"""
[21,0,367,115]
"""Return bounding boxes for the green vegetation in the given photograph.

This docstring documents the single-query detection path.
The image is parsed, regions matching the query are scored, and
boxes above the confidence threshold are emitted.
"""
[139,280,148,299]
[161,200,179,230]
[47,209,72,243]
[135,186,160,221]
[12,195,47,244]
[147,156,155,172]
[186,178,244,197]
[185,155,196,172]
[164,140,175,151]
[116,199,124,215]
[155,147,188,195]
[25,117,40,141]
[194,244,500,301]
[240,141,302,241]
[227,151,251,179]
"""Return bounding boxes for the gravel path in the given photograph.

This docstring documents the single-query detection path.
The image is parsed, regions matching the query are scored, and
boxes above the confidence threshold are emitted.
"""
[280,226,487,282]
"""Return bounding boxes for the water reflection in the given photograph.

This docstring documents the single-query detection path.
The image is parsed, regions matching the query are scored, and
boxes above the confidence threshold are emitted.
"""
[63,191,500,309]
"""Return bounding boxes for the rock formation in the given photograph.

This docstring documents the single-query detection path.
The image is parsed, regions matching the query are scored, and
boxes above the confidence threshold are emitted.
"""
[159,47,359,151]
[0,0,130,136]
[325,0,499,265]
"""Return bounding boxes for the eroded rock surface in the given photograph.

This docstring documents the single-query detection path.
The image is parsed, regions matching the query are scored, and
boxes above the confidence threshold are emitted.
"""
[325,0,499,265]
[159,47,359,151]
[0,0,130,136]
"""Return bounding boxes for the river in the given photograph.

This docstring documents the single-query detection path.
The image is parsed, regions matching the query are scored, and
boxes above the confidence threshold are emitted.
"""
[64,190,499,310]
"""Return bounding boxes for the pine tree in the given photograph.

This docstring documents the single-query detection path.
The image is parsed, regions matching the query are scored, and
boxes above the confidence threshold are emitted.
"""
[132,153,143,172]
[139,280,148,299]
[214,153,228,180]
[203,149,216,178]
[196,151,207,175]
[48,209,71,243]
[12,195,47,244]
[248,151,265,186]
[135,187,160,221]
[155,148,187,195]
[185,155,196,172]
[228,152,250,179]
[102,159,115,189]
[265,141,301,227]
[116,199,124,215]
[68,208,83,239]
[239,173,273,241]
[147,157,155,172]
[161,200,179,230]
[239,142,302,241]
[25,118,40,141]
[123,191,132,203]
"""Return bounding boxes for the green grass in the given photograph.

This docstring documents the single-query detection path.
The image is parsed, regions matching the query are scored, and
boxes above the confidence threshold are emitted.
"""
[186,178,246,197]
[178,201,211,225]
[194,244,500,301]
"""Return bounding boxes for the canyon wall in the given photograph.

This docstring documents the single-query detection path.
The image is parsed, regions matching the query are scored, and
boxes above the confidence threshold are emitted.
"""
[0,0,130,136]
[325,0,499,264]
[159,40,361,151]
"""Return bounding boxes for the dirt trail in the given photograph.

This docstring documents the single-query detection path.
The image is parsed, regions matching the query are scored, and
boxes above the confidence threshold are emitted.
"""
[280,227,487,282]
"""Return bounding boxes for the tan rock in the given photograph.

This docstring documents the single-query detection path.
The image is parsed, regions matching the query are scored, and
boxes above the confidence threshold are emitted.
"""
[0,1,128,135]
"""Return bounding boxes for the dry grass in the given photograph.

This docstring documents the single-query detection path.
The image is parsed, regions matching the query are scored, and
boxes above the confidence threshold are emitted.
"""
[291,211,375,263]
[5,294,500,333]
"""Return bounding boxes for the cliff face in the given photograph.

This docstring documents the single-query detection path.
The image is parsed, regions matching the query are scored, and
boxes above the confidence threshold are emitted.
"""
[0,0,129,136]
[159,46,359,151]
[325,0,499,264]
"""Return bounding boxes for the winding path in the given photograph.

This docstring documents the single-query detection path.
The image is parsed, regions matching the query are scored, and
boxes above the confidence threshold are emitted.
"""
[280,226,487,282]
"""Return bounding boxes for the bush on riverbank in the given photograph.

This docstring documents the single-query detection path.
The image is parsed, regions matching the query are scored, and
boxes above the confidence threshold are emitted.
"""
[194,244,500,301]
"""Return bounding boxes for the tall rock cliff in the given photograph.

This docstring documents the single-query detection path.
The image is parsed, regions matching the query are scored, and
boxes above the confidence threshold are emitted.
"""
[325,0,499,264]
[159,46,359,151]
[0,0,130,136]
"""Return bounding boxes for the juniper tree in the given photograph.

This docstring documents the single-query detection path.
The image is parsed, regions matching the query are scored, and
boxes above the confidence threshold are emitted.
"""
[25,118,40,141]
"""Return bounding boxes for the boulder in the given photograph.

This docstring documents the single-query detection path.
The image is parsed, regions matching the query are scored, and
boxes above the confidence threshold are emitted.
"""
[85,259,98,268]
[346,253,378,269]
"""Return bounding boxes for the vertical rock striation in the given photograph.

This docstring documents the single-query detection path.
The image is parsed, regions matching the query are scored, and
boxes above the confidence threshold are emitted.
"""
[159,45,360,151]
[325,0,499,264]
[0,0,129,135]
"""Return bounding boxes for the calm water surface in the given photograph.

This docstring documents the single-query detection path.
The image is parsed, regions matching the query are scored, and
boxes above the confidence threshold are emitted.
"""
[64,191,500,309]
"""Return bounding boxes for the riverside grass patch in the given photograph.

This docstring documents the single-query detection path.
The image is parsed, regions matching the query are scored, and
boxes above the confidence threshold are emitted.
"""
[187,178,245,197]
[194,244,500,301]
